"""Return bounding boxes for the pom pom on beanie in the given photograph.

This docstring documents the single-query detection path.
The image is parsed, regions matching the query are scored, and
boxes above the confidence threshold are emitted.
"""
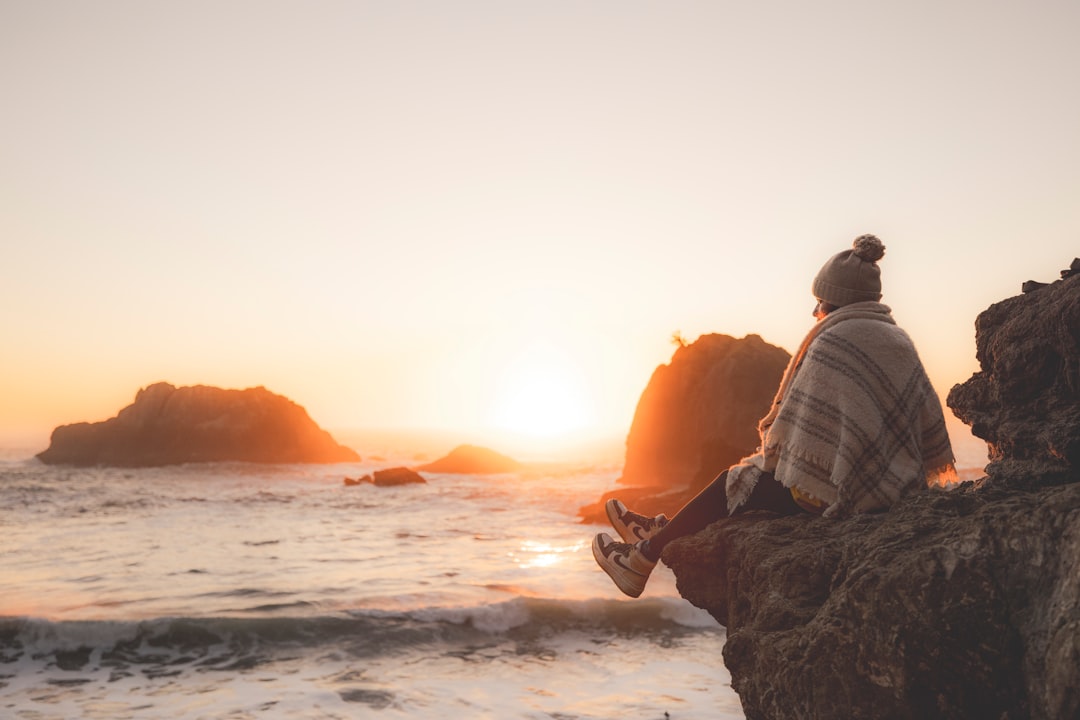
[851,234,885,263]
[812,234,886,307]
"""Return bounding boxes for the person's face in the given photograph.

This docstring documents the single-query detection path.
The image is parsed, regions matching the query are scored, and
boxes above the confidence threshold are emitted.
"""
[813,300,834,321]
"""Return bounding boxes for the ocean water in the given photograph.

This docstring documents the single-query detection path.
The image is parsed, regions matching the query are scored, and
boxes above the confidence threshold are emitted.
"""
[0,446,744,720]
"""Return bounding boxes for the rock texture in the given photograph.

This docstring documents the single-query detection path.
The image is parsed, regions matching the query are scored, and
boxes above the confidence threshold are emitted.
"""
[416,444,521,474]
[665,484,1080,720]
[661,271,1080,720]
[947,270,1080,487]
[37,382,360,467]
[580,333,789,523]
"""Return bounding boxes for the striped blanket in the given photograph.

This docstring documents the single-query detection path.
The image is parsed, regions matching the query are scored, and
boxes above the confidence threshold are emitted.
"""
[727,302,955,518]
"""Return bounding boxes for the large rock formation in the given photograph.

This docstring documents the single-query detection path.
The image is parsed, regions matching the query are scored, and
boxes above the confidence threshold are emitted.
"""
[666,482,1080,720]
[37,382,360,467]
[580,333,789,523]
[662,269,1080,720]
[416,444,521,474]
[947,267,1080,487]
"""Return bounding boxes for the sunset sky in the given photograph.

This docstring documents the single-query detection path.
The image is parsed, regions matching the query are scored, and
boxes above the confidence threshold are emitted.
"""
[2,1,1077,456]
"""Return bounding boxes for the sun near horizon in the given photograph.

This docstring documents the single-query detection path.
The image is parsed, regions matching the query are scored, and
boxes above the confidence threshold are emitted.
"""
[486,341,596,439]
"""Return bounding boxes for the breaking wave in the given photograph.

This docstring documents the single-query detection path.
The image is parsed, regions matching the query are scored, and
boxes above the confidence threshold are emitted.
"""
[1,596,719,674]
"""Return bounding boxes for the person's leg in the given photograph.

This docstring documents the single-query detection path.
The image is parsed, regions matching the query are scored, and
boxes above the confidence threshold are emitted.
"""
[593,469,805,597]
[593,470,730,597]
[638,470,730,561]
[641,469,803,560]
[736,471,802,516]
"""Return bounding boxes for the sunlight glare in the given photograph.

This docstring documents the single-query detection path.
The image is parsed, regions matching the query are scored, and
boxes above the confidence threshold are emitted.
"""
[487,344,595,439]
[511,540,586,569]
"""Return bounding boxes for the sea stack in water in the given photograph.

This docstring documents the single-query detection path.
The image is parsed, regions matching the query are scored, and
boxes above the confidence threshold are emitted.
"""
[662,267,1080,720]
[345,467,426,487]
[416,444,521,474]
[579,333,789,523]
[37,382,360,467]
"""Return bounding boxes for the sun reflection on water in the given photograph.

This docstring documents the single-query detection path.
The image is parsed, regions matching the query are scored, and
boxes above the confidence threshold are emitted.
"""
[511,539,587,569]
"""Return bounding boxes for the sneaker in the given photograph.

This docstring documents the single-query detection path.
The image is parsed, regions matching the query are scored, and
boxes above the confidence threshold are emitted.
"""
[605,498,669,543]
[592,532,656,598]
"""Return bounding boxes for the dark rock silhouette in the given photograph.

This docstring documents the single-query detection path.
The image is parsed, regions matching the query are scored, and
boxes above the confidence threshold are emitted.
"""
[345,467,426,487]
[580,334,789,523]
[665,482,1079,720]
[416,444,521,474]
[661,270,1080,720]
[37,382,360,467]
[948,269,1080,486]
[1021,256,1079,292]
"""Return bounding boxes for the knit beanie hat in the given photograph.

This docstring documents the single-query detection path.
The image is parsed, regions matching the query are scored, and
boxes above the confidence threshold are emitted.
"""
[812,234,886,307]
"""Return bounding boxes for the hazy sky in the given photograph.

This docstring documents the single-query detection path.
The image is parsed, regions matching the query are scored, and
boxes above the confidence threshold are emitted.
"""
[2,1,1078,453]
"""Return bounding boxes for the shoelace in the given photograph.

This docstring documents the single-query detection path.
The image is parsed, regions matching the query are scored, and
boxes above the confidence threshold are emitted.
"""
[621,509,662,530]
[606,538,636,556]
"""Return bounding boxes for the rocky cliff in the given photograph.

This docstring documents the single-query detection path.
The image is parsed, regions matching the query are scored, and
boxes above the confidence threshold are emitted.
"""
[947,266,1080,488]
[37,382,360,466]
[579,333,789,523]
[662,268,1080,720]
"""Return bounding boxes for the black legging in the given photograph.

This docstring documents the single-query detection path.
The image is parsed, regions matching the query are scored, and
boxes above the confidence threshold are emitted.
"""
[639,469,802,561]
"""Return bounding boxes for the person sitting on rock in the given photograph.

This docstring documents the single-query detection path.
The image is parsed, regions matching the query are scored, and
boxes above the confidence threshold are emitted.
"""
[593,234,957,597]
